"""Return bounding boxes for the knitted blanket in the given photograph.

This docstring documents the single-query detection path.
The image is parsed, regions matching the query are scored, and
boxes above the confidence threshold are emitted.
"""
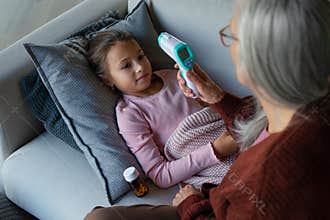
[164,107,236,189]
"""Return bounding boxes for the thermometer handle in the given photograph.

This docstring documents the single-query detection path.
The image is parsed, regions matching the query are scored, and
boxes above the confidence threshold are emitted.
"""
[179,67,199,98]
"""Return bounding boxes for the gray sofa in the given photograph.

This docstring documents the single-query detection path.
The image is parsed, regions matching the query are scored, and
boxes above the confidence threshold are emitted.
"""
[0,0,250,219]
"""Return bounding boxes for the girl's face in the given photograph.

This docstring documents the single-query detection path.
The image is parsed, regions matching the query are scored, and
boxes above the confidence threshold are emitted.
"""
[104,40,153,96]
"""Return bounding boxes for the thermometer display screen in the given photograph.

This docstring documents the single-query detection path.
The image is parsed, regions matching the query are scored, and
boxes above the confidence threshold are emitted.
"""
[178,48,189,60]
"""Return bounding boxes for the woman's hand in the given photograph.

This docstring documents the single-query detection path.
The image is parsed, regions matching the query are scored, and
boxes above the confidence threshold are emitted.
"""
[176,63,226,104]
[172,185,203,207]
[213,131,239,157]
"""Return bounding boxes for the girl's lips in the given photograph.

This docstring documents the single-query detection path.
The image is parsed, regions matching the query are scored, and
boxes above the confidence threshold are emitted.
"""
[136,73,149,81]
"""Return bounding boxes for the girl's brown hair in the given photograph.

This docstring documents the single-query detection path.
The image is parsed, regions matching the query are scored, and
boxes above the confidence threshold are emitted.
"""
[88,29,135,76]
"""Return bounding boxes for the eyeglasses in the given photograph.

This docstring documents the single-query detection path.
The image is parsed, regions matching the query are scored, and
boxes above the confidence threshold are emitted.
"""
[219,24,238,47]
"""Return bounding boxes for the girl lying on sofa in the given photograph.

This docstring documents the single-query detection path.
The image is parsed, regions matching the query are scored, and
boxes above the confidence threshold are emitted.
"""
[88,29,239,188]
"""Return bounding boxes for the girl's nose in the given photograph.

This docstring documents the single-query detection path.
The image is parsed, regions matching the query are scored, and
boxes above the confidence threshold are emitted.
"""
[135,63,143,73]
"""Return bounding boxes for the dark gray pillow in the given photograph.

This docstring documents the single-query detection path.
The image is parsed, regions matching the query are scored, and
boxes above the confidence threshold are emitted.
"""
[20,69,81,152]
[20,10,121,153]
[24,37,143,204]
[67,10,121,40]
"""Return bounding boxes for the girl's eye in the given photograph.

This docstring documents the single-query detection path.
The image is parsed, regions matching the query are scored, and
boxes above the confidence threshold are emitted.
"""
[138,54,145,60]
[121,63,131,69]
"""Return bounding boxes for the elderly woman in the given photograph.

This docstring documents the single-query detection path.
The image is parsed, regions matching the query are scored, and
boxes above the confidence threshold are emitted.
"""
[85,0,330,219]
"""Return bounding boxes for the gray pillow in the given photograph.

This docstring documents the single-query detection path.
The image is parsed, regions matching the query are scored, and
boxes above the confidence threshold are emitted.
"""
[67,10,121,40]
[24,36,143,204]
[20,69,82,152]
[19,10,122,153]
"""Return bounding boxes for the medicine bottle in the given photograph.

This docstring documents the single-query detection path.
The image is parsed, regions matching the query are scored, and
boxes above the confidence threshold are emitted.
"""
[123,166,149,197]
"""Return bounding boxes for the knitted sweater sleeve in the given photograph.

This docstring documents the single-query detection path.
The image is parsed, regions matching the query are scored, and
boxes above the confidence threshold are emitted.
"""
[177,195,216,220]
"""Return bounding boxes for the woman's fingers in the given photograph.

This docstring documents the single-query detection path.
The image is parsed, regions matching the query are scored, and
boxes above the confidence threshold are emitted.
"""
[177,71,185,84]
[173,185,202,206]
[177,71,195,97]
[193,63,210,81]
[180,70,207,98]
[176,62,225,104]
[186,71,207,94]
[172,196,179,206]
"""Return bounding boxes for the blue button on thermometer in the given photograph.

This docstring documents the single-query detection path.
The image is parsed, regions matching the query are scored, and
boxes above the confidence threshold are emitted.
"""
[158,32,199,98]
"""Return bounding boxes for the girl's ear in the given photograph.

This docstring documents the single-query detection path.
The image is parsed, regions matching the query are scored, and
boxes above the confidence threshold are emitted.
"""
[98,74,113,87]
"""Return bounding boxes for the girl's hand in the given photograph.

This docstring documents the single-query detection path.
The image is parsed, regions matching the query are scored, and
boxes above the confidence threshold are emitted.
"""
[175,63,226,104]
[213,131,239,157]
[172,185,203,207]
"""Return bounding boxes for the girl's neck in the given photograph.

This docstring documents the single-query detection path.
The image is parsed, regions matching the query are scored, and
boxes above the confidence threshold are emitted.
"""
[128,74,163,98]
[144,75,164,96]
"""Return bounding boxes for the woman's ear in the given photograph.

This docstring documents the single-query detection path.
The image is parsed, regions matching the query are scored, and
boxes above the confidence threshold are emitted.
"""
[98,74,113,87]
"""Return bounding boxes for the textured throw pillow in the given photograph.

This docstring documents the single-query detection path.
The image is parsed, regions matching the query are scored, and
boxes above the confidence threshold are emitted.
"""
[20,10,121,152]
[20,69,81,152]
[24,37,143,204]
[67,10,121,40]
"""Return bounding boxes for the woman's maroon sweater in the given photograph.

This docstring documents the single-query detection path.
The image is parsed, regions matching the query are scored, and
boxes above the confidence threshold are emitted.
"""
[177,91,330,220]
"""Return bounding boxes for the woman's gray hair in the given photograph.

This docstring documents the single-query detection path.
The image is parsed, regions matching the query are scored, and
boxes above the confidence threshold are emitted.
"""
[233,0,330,150]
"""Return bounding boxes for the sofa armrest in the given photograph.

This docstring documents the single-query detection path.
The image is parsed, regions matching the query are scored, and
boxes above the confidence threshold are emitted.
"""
[0,0,127,182]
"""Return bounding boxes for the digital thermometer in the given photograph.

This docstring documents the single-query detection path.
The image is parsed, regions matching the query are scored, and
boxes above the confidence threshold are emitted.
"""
[158,32,199,98]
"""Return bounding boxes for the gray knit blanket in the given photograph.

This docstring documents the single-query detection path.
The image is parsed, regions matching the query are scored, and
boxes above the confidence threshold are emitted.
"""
[164,107,236,189]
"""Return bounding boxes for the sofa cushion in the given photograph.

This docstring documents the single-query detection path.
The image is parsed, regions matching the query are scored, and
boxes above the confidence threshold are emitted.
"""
[2,132,179,220]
